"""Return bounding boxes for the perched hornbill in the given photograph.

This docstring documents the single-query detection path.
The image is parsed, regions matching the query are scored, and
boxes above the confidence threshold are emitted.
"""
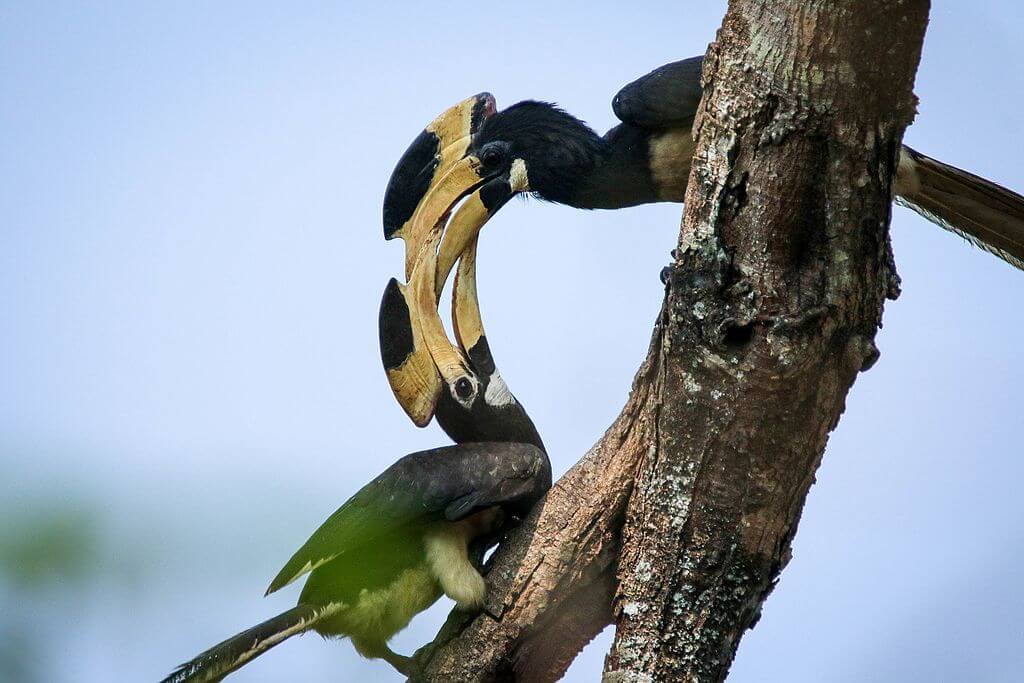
[384,56,1024,271]
[161,99,549,682]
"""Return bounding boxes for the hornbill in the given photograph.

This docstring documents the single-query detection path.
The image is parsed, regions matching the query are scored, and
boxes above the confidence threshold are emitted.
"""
[161,98,549,682]
[384,56,1024,272]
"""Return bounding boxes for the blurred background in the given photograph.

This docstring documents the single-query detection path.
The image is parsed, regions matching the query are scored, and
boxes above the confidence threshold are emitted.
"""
[2,2,1022,681]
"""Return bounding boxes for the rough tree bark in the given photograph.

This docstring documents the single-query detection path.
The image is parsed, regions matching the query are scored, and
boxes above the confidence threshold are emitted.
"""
[412,1,929,680]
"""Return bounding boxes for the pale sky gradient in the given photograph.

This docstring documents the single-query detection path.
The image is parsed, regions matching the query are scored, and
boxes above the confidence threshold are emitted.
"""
[2,2,1023,681]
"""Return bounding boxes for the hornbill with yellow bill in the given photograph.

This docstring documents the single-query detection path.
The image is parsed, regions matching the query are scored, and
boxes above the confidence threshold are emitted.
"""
[384,56,1024,272]
[161,96,548,682]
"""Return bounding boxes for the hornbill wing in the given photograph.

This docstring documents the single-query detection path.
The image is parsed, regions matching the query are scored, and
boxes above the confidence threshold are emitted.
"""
[437,441,550,522]
[612,56,704,130]
[266,442,550,595]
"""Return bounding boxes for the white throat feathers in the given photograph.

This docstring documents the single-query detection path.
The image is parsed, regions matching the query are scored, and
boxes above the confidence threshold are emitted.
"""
[483,371,515,408]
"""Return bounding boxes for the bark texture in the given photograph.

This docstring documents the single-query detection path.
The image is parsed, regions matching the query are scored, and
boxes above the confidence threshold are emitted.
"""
[413,1,929,680]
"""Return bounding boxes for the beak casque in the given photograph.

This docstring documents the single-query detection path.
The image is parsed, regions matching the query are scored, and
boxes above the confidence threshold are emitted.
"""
[378,277,441,427]
[382,92,496,277]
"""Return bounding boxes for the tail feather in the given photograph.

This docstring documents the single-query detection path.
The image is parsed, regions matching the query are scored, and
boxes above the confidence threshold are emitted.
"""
[160,603,342,683]
[895,145,1024,271]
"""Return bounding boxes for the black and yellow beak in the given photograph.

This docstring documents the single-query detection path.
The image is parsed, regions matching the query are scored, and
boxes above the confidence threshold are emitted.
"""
[378,226,477,427]
[451,235,493,377]
[378,227,498,428]
[379,95,530,426]
[379,93,493,426]
[379,165,531,425]
[382,92,497,279]
[434,165,528,294]
[379,277,440,427]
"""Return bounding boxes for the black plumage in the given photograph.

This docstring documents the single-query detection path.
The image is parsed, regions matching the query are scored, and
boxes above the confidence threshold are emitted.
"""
[458,60,708,209]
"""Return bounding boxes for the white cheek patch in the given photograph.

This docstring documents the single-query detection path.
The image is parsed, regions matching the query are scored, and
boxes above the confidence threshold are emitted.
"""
[509,158,530,192]
[484,372,515,407]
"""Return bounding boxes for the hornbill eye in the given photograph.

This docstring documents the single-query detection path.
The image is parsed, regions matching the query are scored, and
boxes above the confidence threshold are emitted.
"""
[455,377,474,400]
[479,143,508,172]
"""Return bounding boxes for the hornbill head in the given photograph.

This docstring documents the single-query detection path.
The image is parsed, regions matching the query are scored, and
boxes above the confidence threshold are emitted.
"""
[383,97,602,273]
[462,101,602,205]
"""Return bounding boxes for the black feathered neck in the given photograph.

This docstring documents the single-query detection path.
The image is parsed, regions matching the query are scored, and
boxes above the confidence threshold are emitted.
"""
[474,101,662,209]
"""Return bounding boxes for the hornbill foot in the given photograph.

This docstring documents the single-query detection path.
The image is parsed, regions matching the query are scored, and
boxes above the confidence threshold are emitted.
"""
[661,249,681,285]
[381,645,419,678]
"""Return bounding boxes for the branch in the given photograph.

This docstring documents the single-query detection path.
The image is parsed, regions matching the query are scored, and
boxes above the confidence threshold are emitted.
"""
[414,2,930,680]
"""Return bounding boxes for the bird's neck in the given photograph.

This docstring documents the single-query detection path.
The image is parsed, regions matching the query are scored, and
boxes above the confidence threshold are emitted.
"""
[564,124,692,210]
[562,124,660,209]
[435,395,545,453]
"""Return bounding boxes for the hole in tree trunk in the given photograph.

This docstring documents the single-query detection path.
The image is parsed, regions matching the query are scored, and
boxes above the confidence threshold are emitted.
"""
[723,322,755,348]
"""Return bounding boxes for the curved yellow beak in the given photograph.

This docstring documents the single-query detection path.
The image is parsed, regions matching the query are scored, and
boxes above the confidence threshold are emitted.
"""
[382,93,496,270]
[378,225,477,427]
[379,97,531,427]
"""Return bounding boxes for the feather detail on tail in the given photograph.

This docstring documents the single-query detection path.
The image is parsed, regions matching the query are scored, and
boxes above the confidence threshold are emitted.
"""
[894,145,1024,271]
[160,603,343,683]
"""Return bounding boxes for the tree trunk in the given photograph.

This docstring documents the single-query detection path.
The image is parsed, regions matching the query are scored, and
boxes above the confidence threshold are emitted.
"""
[413,1,929,680]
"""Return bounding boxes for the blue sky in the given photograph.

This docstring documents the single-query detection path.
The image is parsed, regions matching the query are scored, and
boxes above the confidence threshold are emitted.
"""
[2,2,1022,681]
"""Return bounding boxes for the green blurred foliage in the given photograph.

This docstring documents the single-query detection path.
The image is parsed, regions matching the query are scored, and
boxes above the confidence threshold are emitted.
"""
[0,505,103,683]
[0,508,100,590]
